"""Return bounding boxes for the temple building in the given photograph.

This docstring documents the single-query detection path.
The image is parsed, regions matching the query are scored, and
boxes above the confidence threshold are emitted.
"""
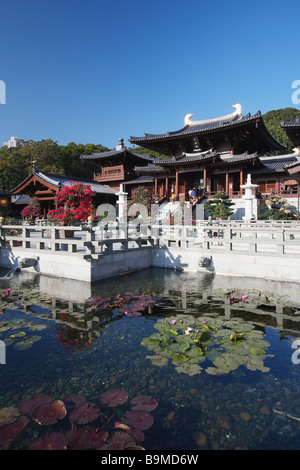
[12,169,117,217]
[127,104,300,202]
[281,117,300,183]
[80,138,152,191]
[12,104,300,220]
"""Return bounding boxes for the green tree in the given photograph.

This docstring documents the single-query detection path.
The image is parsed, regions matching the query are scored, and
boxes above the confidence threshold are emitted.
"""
[127,186,153,215]
[204,193,234,219]
[258,195,297,220]
[263,107,300,154]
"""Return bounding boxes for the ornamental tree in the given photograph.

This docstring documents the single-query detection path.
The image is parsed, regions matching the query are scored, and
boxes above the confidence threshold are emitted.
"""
[204,193,234,220]
[48,182,96,225]
[258,195,297,220]
[21,197,42,220]
[127,186,153,215]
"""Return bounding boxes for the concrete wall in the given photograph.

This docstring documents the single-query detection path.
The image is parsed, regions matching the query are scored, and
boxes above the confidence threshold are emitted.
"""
[90,247,152,282]
[0,245,153,283]
[1,223,300,284]
[152,245,300,283]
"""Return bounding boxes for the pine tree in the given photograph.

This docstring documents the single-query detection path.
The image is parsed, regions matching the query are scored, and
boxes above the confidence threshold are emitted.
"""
[204,193,234,220]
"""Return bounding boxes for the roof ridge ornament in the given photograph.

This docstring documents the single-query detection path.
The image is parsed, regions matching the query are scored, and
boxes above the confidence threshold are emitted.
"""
[116,137,125,151]
[184,103,242,127]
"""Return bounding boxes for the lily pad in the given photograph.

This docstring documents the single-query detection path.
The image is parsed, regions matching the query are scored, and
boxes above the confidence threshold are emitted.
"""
[141,314,272,377]
[14,341,33,351]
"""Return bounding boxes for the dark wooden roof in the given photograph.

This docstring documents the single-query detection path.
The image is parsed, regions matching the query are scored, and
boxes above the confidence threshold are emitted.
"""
[12,169,117,196]
[130,108,286,156]
[80,138,152,166]
[281,117,300,147]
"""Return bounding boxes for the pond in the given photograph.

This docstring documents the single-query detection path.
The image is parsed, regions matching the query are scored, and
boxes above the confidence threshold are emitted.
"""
[1,267,300,450]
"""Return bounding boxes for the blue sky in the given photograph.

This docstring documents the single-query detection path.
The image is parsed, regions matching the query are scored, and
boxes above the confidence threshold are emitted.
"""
[0,0,299,149]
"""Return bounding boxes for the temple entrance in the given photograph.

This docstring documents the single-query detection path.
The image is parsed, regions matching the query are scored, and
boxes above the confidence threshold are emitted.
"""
[178,172,204,201]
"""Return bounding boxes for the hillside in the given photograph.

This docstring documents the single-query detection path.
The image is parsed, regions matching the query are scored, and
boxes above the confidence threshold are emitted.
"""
[263,107,300,153]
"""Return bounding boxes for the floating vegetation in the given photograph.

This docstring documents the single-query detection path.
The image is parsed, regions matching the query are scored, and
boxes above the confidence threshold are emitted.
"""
[86,292,157,317]
[0,288,159,354]
[0,319,45,351]
[0,389,158,450]
[141,315,272,376]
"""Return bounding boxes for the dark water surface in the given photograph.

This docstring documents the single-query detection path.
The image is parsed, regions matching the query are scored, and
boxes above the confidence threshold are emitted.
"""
[1,267,300,450]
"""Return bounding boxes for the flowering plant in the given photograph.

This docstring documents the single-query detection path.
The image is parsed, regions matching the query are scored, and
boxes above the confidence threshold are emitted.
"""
[48,182,96,225]
[21,197,42,220]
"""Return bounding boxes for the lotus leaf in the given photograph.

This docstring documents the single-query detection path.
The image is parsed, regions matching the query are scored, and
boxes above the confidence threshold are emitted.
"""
[146,355,168,367]
[14,341,33,350]
[176,363,202,376]
[142,314,272,376]
[12,331,26,338]
[28,325,48,331]
[28,335,42,343]
[3,337,14,346]
[163,328,178,336]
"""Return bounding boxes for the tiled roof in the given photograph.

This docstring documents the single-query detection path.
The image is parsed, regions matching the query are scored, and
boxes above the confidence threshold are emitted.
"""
[251,154,300,173]
[80,148,152,162]
[130,112,271,142]
[281,117,300,127]
[12,169,117,195]
[124,175,155,185]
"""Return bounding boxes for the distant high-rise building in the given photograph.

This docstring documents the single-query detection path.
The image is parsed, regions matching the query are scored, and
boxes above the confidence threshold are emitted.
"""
[3,136,19,148]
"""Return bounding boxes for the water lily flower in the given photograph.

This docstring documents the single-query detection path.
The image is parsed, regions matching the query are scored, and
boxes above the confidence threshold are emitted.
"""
[170,320,177,325]
[185,327,193,335]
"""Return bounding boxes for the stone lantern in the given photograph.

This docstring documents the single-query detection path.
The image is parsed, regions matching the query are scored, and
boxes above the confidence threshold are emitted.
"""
[240,174,258,221]
[0,185,12,218]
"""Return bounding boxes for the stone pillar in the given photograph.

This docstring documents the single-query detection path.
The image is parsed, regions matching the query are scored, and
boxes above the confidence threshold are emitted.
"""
[240,174,258,221]
[116,184,128,223]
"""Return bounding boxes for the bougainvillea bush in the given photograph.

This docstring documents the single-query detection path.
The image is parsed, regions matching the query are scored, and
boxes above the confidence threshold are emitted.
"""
[21,197,42,220]
[47,182,96,225]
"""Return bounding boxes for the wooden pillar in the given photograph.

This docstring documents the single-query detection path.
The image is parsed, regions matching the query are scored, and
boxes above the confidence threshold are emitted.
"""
[208,177,211,197]
[175,171,179,199]
[225,172,229,195]
[154,177,158,195]
[165,177,169,198]
[240,170,244,194]
[203,168,207,192]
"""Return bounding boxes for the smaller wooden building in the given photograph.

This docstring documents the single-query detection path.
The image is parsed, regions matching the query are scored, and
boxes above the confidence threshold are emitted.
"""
[12,169,117,218]
[80,138,152,191]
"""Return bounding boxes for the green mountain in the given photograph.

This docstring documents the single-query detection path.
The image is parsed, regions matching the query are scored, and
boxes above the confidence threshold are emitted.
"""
[263,107,300,154]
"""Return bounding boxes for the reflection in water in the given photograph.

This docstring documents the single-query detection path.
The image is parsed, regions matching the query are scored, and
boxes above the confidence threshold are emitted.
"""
[1,268,300,449]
